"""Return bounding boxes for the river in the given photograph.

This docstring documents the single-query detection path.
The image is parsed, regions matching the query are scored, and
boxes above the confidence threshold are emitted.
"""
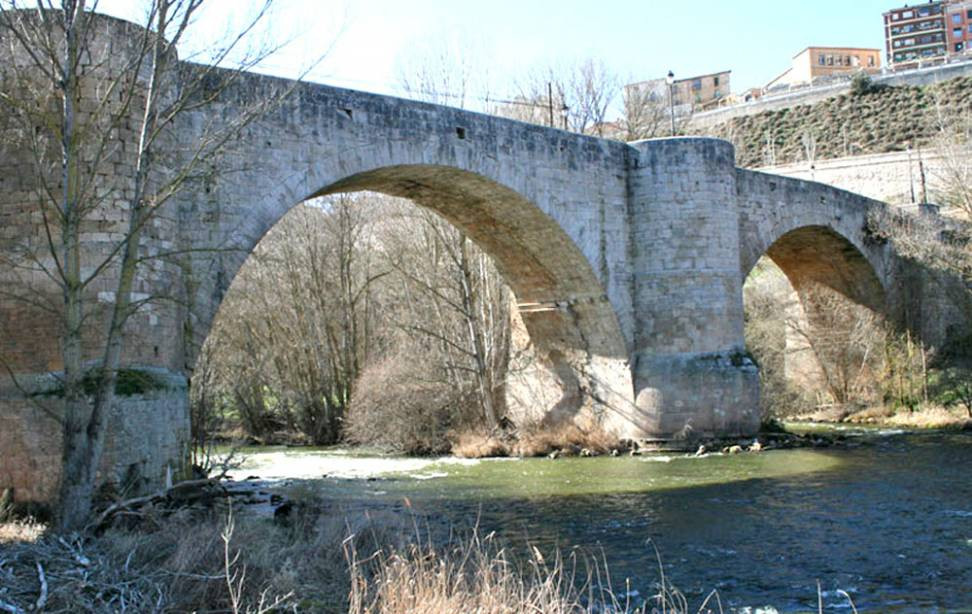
[228,426,972,612]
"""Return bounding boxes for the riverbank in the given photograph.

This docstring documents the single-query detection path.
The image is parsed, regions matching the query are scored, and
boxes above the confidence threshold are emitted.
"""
[794,404,972,430]
[0,503,733,613]
[0,493,859,614]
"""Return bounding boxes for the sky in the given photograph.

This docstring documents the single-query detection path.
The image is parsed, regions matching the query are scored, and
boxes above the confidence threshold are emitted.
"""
[92,0,896,115]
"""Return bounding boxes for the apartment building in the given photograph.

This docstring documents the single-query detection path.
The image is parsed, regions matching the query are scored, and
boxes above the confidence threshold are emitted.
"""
[946,0,972,55]
[766,46,882,90]
[625,70,731,116]
[884,1,949,67]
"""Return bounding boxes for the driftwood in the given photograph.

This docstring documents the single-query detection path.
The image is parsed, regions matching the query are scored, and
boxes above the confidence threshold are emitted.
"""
[88,477,286,533]
[88,478,228,532]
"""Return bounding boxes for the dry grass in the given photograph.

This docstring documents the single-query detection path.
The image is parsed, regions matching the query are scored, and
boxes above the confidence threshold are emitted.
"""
[820,404,972,429]
[450,422,622,459]
[511,422,620,458]
[883,405,972,429]
[841,405,895,422]
[0,519,45,544]
[348,528,716,614]
[450,430,510,458]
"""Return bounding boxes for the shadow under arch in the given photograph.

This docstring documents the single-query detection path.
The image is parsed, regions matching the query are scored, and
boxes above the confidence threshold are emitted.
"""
[208,164,636,434]
[754,225,887,312]
[744,224,889,404]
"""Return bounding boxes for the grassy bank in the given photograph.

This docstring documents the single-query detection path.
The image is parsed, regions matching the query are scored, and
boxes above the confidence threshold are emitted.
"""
[0,505,720,614]
[698,75,972,168]
[795,403,972,430]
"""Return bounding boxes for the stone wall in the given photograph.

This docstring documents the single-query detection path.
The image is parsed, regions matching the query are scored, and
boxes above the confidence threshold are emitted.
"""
[0,371,189,505]
[756,149,960,211]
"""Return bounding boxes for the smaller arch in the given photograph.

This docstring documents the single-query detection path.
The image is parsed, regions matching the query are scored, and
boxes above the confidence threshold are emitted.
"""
[762,225,887,312]
[743,225,890,409]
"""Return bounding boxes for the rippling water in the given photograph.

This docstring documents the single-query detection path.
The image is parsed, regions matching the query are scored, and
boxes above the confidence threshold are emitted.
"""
[232,428,972,612]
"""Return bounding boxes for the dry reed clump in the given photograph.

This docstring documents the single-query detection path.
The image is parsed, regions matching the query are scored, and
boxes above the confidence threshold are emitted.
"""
[511,422,620,458]
[450,430,510,458]
[349,529,627,614]
[449,422,622,459]
[884,405,972,429]
[0,519,45,545]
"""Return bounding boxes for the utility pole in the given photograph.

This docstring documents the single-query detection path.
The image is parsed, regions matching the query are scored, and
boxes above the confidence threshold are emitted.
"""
[547,82,554,127]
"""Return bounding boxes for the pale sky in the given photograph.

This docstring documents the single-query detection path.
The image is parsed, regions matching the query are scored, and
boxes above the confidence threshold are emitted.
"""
[93,0,895,115]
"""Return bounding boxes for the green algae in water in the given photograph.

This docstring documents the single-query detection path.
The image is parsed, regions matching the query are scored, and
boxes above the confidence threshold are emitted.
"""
[232,448,845,502]
[374,451,845,500]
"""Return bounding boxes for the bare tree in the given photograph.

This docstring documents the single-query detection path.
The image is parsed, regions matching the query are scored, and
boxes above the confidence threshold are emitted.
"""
[930,93,972,219]
[0,0,294,528]
[620,80,669,140]
[499,59,619,136]
[200,197,387,444]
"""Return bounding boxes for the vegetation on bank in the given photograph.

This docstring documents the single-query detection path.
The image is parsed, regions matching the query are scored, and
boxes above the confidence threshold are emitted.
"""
[698,75,972,169]
[0,499,862,614]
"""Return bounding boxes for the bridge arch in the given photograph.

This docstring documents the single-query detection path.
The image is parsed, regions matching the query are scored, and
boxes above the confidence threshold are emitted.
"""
[746,224,886,312]
[736,170,894,408]
[196,162,635,433]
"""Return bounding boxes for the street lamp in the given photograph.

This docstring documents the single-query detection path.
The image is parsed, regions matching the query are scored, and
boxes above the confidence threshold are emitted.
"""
[666,70,676,137]
[560,103,569,131]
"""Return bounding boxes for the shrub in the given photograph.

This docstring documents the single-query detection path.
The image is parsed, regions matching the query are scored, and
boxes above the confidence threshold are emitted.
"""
[345,355,473,455]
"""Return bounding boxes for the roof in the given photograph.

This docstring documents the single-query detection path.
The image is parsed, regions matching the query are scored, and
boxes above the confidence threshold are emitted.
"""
[672,70,732,84]
[793,46,882,59]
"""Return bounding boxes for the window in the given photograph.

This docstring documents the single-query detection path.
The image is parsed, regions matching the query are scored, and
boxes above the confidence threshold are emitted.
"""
[902,10,914,19]
[713,76,720,87]
[954,28,963,38]
[819,54,826,65]
[953,13,963,24]
[956,42,965,52]
[893,13,900,20]
[968,9,972,19]
[968,23,972,34]
[692,79,702,91]
[869,56,876,67]
[827,55,834,65]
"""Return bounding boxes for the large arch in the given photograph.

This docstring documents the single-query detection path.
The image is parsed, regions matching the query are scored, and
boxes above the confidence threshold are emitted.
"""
[193,163,636,433]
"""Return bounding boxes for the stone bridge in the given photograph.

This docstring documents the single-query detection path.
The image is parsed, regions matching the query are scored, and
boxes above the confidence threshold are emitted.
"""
[0,14,948,503]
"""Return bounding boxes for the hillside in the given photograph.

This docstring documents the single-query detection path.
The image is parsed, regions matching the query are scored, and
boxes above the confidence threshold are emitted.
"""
[697,75,972,168]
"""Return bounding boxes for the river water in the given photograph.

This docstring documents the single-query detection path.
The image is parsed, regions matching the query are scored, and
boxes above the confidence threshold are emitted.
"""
[231,427,972,612]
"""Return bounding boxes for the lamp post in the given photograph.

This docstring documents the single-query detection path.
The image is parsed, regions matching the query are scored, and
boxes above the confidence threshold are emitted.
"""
[666,70,676,137]
[560,103,569,131]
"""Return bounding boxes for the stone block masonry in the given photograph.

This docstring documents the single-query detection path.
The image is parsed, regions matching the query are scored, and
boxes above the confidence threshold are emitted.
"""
[0,372,189,505]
